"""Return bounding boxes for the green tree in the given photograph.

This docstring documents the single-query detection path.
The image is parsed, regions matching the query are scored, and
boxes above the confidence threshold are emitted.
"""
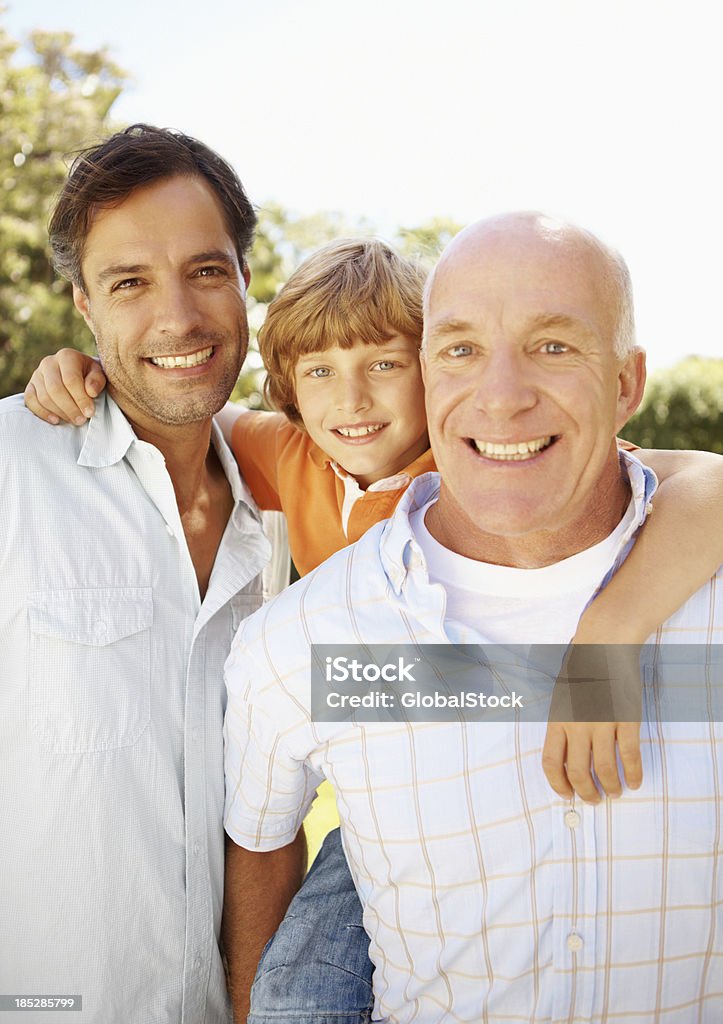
[0,16,125,398]
[395,216,463,261]
[625,357,723,453]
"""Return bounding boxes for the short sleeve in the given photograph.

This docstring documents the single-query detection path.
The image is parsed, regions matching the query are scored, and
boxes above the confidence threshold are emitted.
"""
[223,632,323,850]
[231,411,291,512]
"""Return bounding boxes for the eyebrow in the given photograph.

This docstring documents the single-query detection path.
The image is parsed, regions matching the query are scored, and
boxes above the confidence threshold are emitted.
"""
[187,249,238,269]
[95,250,238,286]
[96,263,149,285]
[425,317,476,340]
[427,312,595,339]
[294,343,416,366]
[527,313,592,333]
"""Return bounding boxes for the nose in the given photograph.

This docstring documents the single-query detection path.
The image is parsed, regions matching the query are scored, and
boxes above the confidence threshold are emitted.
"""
[154,277,204,337]
[334,374,371,414]
[471,347,537,419]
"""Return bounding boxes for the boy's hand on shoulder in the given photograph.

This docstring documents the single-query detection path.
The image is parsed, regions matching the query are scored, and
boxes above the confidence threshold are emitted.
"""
[24,348,106,425]
[542,641,644,803]
[542,720,643,804]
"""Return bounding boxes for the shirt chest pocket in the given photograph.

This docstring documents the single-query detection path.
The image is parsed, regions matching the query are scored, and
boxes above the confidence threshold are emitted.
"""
[27,588,153,753]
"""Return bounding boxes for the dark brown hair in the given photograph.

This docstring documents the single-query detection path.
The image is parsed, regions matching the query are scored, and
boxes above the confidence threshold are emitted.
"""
[259,237,427,426]
[49,123,256,290]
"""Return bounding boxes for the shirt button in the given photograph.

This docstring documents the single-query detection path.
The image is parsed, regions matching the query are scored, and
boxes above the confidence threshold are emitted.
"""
[193,841,201,856]
[194,957,203,970]
[565,810,581,828]
[567,932,583,953]
[94,620,108,640]
[191,727,199,742]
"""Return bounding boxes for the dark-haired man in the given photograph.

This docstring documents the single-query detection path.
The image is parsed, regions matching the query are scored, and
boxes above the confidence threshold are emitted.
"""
[0,125,303,1023]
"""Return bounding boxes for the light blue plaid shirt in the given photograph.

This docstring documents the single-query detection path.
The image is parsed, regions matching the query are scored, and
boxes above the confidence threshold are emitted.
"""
[225,458,723,1024]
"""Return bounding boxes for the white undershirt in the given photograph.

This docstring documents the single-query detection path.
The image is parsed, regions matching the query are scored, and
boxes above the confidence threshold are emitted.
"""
[409,499,637,644]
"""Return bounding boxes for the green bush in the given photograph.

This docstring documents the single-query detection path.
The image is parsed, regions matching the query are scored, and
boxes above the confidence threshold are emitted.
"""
[624,357,723,453]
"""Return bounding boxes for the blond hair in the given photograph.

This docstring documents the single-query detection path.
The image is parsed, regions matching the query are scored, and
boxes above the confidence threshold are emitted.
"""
[259,238,427,425]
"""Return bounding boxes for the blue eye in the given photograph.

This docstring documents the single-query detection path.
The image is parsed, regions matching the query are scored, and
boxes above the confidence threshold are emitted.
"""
[374,360,396,371]
[447,344,473,358]
[309,367,332,378]
[541,341,569,354]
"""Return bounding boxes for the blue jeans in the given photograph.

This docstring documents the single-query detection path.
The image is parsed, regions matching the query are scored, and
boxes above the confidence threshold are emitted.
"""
[248,827,375,1023]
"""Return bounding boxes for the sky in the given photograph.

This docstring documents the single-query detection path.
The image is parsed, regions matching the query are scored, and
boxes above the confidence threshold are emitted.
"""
[5,0,722,372]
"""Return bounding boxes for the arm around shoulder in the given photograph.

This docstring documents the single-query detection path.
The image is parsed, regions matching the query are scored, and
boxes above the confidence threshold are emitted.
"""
[577,448,723,643]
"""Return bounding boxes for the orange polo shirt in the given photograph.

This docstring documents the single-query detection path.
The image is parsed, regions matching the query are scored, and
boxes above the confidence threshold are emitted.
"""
[230,411,638,578]
[230,411,436,577]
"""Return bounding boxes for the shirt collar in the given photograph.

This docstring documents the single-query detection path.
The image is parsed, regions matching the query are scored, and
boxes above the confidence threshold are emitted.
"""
[77,392,262,525]
[211,418,264,527]
[77,392,137,468]
[378,451,659,596]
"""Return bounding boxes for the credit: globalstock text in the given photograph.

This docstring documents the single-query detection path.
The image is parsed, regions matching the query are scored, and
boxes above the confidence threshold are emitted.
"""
[325,690,524,710]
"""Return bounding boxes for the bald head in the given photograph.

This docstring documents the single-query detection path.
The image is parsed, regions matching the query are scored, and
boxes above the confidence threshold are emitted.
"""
[424,212,636,360]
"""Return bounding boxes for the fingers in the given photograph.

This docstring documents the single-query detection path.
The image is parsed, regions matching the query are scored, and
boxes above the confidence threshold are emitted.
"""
[542,721,644,804]
[25,359,87,424]
[617,721,643,790]
[23,351,104,425]
[55,349,104,419]
[24,381,61,425]
[590,726,622,799]
[541,723,573,800]
[564,727,603,804]
[86,370,106,399]
[543,722,603,804]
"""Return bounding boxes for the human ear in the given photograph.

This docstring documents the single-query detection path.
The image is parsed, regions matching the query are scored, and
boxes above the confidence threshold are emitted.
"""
[615,349,646,432]
[72,284,95,334]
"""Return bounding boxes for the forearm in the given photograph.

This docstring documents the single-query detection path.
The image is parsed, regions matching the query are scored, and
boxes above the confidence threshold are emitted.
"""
[222,830,307,1023]
[578,450,723,642]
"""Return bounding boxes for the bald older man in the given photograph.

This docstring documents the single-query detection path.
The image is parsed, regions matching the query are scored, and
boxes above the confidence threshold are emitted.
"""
[223,214,723,1023]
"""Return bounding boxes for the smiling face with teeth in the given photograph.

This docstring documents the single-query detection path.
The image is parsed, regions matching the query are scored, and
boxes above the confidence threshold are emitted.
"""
[72,175,249,435]
[293,334,429,488]
[421,213,646,566]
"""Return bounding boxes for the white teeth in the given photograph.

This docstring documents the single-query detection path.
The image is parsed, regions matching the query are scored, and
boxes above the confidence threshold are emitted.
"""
[150,347,213,368]
[336,424,385,438]
[472,436,552,460]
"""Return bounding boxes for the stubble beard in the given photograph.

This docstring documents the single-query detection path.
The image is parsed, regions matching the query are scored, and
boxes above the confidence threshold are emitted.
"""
[96,324,249,427]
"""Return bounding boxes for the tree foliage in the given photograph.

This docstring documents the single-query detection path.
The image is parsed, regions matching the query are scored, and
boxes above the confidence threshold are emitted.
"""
[2,15,718,456]
[0,16,126,397]
[624,357,723,453]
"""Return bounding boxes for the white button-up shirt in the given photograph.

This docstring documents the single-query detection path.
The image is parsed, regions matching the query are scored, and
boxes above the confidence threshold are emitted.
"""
[224,460,723,1024]
[0,393,270,1023]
